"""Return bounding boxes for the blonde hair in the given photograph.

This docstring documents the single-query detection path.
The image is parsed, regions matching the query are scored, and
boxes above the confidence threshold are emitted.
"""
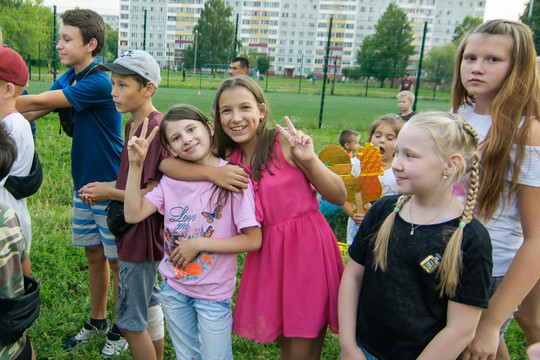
[397,90,415,103]
[452,20,540,220]
[372,112,480,298]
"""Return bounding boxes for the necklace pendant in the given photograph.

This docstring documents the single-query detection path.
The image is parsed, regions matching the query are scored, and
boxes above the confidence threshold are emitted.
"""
[410,228,415,235]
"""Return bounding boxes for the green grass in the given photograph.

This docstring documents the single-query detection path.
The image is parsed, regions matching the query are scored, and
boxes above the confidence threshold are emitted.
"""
[24,82,527,359]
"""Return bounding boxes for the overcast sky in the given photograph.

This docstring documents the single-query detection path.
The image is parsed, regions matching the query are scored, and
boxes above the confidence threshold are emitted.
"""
[42,0,530,20]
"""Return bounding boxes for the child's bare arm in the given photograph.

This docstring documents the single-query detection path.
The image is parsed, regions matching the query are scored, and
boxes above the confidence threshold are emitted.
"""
[124,119,159,223]
[16,90,71,113]
[170,226,262,269]
[159,157,250,192]
[338,258,368,360]
[21,110,54,121]
[277,116,347,206]
[418,301,482,360]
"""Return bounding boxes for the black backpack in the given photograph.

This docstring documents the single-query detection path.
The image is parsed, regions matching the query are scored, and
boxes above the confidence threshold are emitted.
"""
[0,276,40,344]
[55,65,101,137]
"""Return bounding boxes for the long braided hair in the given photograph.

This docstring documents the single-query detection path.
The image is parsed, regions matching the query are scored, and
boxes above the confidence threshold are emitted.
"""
[372,112,480,298]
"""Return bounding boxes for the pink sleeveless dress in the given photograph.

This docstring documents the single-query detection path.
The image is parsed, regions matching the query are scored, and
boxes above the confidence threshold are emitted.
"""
[232,133,344,342]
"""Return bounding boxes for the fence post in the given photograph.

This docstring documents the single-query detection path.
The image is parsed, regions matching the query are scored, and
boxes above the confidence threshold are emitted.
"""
[38,42,41,81]
[27,54,32,80]
[319,16,333,129]
[298,54,303,94]
[364,58,371,97]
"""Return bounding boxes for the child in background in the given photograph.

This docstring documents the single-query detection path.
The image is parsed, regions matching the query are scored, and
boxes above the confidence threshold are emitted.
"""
[343,115,402,245]
[318,130,359,219]
[397,91,415,122]
[452,20,540,359]
[78,50,167,359]
[123,105,261,360]
[159,75,346,359]
[0,46,33,276]
[339,112,492,360]
[338,130,360,158]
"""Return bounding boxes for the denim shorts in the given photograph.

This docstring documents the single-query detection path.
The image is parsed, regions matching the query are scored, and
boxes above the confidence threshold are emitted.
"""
[72,193,117,259]
[160,280,233,360]
[115,260,161,332]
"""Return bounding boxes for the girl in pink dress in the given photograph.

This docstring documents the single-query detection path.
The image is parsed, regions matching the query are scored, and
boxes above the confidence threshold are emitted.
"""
[214,75,346,359]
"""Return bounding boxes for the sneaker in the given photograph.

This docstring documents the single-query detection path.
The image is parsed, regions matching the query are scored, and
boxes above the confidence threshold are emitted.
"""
[63,321,109,349]
[101,331,128,356]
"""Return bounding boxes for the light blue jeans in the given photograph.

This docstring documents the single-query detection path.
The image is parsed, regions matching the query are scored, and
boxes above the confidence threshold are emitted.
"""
[160,281,233,360]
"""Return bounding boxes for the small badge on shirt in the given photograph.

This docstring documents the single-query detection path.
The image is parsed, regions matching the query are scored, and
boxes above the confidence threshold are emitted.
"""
[420,253,441,274]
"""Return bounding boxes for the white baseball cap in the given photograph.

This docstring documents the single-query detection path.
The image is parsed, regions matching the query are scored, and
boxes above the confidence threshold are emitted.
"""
[99,49,161,87]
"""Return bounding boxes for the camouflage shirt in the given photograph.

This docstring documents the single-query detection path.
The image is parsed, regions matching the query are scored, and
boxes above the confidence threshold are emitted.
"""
[0,206,28,360]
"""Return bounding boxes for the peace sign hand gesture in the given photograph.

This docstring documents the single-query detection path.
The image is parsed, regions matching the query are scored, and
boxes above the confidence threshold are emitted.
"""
[127,117,159,167]
[276,116,316,165]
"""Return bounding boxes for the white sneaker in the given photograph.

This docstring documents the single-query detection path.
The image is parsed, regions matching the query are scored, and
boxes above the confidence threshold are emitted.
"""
[101,332,129,356]
[63,321,109,349]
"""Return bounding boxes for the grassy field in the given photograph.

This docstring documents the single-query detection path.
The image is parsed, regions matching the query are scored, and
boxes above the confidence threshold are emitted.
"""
[23,84,528,359]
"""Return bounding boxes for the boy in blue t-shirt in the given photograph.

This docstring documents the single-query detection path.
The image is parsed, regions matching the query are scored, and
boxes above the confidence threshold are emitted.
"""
[16,9,125,356]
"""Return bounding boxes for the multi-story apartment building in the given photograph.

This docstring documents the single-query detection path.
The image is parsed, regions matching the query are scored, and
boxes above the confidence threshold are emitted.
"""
[117,0,485,76]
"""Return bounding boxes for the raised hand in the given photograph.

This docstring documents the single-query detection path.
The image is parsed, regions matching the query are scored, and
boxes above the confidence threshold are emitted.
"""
[127,117,159,167]
[276,116,316,164]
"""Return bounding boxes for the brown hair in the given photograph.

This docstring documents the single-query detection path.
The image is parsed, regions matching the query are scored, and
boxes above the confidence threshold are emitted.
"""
[213,75,276,182]
[0,122,17,180]
[367,114,404,142]
[160,104,229,207]
[61,9,106,57]
[451,20,540,220]
[338,130,359,147]
[372,112,480,298]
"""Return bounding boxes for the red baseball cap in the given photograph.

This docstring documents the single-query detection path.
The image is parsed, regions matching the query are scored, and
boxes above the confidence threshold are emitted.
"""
[0,45,29,86]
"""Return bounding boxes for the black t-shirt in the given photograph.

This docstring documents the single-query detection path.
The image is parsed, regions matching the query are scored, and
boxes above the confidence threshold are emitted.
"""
[399,111,415,122]
[349,195,492,360]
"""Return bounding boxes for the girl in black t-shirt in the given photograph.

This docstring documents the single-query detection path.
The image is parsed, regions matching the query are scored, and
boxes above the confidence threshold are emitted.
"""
[338,112,493,360]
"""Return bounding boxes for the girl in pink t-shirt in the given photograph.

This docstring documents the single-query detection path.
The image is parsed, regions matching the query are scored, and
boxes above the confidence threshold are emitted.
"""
[123,104,261,360]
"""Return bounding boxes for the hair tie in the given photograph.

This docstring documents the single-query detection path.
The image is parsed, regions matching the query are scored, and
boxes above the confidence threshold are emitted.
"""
[393,207,400,213]
[459,221,466,228]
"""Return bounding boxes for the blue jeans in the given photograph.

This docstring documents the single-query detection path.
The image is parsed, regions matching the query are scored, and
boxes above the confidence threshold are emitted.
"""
[357,340,380,360]
[160,281,233,360]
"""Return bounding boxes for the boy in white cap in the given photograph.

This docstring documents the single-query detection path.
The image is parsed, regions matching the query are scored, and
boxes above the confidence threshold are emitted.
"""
[79,49,167,360]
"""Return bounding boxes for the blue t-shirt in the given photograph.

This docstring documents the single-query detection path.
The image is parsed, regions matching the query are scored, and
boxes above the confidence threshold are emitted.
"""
[50,61,123,192]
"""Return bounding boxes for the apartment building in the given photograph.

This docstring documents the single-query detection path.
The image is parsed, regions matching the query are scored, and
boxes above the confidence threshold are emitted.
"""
[117,0,485,75]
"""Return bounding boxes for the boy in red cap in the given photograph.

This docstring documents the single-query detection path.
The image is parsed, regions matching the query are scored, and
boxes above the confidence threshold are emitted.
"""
[0,45,34,278]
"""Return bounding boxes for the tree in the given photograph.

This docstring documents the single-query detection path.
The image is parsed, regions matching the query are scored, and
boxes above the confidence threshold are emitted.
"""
[103,24,118,61]
[182,0,235,70]
[0,0,54,66]
[452,15,483,44]
[356,3,414,86]
[341,66,362,80]
[521,0,540,53]
[256,56,269,74]
[422,43,456,84]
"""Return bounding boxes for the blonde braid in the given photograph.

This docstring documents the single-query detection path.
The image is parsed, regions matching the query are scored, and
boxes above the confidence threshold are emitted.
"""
[373,194,411,271]
[437,121,480,297]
